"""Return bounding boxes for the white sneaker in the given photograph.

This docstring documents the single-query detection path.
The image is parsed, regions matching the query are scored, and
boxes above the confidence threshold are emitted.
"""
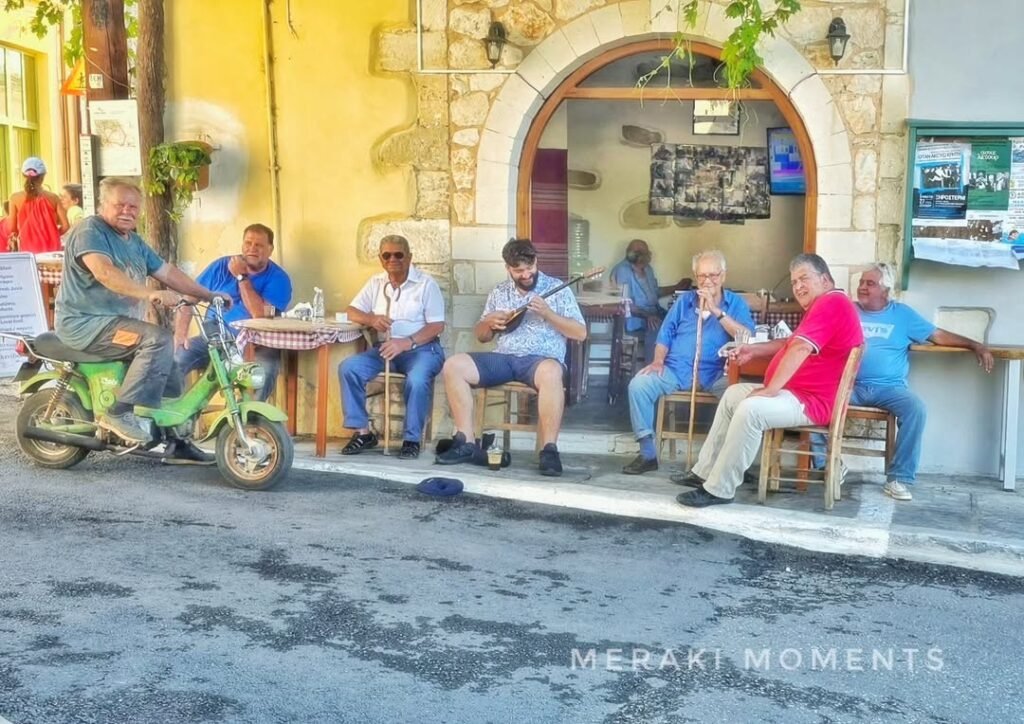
[883,480,913,501]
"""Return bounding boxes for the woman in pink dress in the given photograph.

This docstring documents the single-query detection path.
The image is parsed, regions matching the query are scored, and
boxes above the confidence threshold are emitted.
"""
[5,157,68,253]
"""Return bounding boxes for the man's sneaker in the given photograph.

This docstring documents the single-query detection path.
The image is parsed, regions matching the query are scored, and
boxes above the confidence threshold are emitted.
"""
[341,432,378,455]
[98,411,151,444]
[162,439,215,466]
[622,455,658,475]
[670,469,705,487]
[883,480,913,501]
[538,443,563,477]
[398,440,421,460]
[435,432,478,466]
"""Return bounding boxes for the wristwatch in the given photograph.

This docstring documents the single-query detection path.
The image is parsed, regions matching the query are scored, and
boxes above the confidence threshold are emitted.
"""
[234,272,248,282]
[716,310,726,320]
[408,338,419,350]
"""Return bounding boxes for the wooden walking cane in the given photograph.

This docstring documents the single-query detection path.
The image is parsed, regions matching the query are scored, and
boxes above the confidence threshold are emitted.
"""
[381,284,401,455]
[686,293,708,469]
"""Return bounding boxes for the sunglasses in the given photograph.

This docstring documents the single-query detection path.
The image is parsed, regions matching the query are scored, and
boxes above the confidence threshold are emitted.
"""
[380,251,406,261]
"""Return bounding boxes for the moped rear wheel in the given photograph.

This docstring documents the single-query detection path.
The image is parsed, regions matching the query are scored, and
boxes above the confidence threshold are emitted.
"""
[215,417,293,491]
[16,390,92,469]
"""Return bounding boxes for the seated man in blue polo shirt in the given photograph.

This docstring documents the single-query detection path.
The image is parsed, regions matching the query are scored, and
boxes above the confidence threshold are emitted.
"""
[174,223,292,401]
[610,238,692,364]
[622,249,755,475]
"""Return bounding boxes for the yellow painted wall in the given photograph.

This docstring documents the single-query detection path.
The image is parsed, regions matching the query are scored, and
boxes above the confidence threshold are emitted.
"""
[167,1,414,435]
[0,7,67,199]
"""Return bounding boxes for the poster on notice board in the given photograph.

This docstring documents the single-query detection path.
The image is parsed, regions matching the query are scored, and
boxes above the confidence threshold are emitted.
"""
[911,137,1024,269]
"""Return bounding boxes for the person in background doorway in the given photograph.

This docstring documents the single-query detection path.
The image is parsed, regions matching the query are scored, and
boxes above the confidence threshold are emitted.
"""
[6,157,67,253]
[610,239,691,363]
[61,184,85,226]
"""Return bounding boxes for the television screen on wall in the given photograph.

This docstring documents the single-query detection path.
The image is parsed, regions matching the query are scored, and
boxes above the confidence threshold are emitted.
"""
[767,127,806,195]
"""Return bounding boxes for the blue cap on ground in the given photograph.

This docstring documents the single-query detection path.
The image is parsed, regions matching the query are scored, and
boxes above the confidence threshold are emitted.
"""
[416,477,464,497]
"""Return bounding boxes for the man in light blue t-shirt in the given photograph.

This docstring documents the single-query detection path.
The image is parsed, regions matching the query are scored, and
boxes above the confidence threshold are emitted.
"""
[814,263,993,501]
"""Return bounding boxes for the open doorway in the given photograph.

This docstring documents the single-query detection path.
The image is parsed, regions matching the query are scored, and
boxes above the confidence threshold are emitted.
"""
[516,41,817,446]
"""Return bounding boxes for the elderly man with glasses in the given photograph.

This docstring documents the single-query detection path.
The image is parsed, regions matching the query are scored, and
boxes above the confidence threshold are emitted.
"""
[338,235,446,459]
[809,262,993,501]
[675,253,864,507]
[622,250,755,475]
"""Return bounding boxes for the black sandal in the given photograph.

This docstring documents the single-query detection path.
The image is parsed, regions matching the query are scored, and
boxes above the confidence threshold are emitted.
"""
[341,432,378,455]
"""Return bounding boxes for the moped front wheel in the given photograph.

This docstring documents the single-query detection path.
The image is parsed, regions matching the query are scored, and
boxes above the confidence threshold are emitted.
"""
[215,417,293,491]
[16,390,92,469]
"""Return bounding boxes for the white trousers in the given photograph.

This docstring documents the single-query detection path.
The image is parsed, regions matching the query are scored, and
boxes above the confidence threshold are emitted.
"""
[692,383,813,499]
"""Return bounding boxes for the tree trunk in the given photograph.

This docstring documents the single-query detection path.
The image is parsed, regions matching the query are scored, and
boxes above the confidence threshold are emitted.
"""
[137,0,174,265]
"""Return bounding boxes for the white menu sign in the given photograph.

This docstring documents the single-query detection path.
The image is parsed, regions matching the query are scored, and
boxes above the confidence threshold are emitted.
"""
[0,253,48,379]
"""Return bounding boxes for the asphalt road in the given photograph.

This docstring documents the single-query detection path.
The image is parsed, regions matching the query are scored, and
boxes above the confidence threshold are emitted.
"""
[0,392,1021,722]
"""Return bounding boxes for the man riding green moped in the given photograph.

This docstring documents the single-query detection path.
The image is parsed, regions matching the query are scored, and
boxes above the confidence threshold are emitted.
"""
[10,177,293,490]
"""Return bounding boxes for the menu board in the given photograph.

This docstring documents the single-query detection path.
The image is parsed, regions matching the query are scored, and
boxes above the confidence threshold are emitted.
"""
[0,253,48,379]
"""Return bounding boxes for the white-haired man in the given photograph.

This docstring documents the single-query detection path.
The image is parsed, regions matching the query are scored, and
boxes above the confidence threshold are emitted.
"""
[811,262,993,501]
[622,250,755,475]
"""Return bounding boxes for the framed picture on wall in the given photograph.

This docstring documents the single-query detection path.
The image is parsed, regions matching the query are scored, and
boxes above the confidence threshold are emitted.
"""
[767,126,806,195]
[692,100,740,136]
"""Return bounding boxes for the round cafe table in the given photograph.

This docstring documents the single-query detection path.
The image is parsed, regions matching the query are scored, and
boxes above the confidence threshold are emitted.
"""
[233,317,370,457]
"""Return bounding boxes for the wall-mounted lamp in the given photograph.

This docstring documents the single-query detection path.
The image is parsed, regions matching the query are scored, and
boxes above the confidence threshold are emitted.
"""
[484,21,507,68]
[826,17,850,65]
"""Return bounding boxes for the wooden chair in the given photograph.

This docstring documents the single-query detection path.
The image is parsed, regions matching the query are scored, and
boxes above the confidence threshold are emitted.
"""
[366,373,434,450]
[842,406,897,467]
[757,346,863,510]
[654,390,720,460]
[473,382,549,452]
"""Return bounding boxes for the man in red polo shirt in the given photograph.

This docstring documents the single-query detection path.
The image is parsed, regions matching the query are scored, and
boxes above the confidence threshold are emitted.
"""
[675,253,864,507]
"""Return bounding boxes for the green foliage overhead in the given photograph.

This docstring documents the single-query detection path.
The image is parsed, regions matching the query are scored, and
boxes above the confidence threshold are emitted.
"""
[642,0,803,91]
[2,0,138,68]
[146,142,212,223]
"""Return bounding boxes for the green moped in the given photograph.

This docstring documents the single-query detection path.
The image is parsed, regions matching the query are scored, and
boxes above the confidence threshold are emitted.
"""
[6,299,293,490]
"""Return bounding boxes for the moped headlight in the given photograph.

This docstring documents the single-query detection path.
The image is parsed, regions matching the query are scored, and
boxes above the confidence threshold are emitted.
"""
[249,364,267,390]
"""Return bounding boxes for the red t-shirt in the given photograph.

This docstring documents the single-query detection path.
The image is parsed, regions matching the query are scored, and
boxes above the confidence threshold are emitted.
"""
[763,290,864,425]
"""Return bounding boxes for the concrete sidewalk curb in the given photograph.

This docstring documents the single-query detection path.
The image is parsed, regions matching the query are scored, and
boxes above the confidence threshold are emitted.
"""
[295,458,1024,578]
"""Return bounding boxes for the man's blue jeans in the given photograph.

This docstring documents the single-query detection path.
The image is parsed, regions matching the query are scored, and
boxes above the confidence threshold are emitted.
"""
[811,383,927,484]
[628,367,728,443]
[338,341,444,442]
[175,335,280,403]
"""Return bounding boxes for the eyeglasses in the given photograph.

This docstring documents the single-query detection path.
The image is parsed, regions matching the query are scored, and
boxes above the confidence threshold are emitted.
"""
[696,272,723,282]
[380,251,406,261]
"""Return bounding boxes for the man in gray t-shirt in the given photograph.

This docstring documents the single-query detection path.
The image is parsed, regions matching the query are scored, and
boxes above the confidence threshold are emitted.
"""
[55,178,230,448]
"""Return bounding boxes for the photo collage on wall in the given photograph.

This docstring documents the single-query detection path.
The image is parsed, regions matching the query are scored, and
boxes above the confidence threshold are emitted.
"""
[648,143,770,224]
[911,137,1024,269]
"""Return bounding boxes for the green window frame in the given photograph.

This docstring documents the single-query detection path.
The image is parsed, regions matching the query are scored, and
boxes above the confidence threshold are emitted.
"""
[0,45,41,204]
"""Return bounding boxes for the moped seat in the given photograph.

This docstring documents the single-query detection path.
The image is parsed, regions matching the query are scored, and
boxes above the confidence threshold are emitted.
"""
[30,333,120,364]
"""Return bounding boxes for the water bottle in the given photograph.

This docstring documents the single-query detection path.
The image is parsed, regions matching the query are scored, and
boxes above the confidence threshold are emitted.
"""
[312,287,325,324]
[620,283,632,318]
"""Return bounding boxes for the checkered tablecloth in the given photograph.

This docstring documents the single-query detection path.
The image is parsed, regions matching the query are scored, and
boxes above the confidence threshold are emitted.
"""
[763,310,804,330]
[38,264,62,285]
[232,318,365,351]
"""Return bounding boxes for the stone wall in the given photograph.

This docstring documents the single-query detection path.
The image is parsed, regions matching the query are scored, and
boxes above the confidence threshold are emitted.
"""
[369,0,910,430]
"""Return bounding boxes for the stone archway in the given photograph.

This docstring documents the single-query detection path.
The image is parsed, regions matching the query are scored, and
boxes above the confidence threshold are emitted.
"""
[469,3,862,284]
